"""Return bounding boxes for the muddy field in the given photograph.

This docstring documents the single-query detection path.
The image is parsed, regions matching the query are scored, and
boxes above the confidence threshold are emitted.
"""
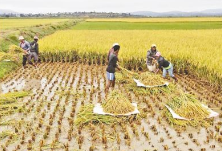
[0,63,222,151]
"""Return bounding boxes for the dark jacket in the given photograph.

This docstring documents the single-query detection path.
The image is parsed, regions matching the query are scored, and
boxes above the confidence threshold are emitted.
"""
[30,41,39,55]
[146,49,157,65]
[106,54,118,73]
[157,56,170,69]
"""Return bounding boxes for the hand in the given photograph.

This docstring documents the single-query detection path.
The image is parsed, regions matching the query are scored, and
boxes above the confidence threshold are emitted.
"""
[154,69,159,74]
[23,50,28,55]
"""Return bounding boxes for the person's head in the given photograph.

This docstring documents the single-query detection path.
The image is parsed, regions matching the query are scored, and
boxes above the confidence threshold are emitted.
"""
[19,36,25,43]
[34,36,39,42]
[151,44,156,51]
[113,45,120,54]
[112,43,119,48]
[154,52,161,59]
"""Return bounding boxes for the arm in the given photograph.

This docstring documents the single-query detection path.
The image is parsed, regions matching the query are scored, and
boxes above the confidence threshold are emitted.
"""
[19,43,29,55]
[146,51,153,63]
[147,51,154,59]
[36,43,39,55]
[114,57,121,71]
[107,48,113,61]
[26,41,31,51]
[155,60,162,73]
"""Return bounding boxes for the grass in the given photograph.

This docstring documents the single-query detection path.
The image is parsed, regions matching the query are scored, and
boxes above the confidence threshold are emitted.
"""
[0,18,70,30]
[73,21,222,30]
[0,61,18,79]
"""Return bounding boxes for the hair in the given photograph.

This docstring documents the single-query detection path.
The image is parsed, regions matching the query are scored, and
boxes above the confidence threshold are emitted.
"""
[113,45,120,52]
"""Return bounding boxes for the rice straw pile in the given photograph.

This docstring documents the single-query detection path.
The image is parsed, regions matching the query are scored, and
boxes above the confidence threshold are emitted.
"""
[75,90,140,126]
[74,104,117,126]
[116,66,174,95]
[164,92,211,128]
[102,90,135,115]
[138,72,166,86]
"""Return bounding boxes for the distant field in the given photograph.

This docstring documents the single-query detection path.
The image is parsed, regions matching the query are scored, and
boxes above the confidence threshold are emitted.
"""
[0,18,70,30]
[73,21,222,30]
[86,17,222,22]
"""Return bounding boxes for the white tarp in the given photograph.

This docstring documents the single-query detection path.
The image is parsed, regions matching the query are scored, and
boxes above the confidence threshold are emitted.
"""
[165,104,219,120]
[133,78,169,88]
[3,59,11,62]
[93,103,140,116]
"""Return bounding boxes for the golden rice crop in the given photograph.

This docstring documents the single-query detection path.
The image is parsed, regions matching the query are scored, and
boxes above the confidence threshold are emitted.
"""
[102,90,135,115]
[86,17,222,22]
[164,92,211,128]
[39,30,222,86]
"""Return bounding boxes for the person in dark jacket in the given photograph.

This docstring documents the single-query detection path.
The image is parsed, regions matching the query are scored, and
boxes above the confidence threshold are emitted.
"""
[146,44,158,72]
[19,36,31,68]
[105,45,121,93]
[154,52,178,81]
[28,36,39,68]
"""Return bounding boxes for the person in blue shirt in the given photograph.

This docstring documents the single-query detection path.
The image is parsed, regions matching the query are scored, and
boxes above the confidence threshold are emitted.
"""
[19,36,31,68]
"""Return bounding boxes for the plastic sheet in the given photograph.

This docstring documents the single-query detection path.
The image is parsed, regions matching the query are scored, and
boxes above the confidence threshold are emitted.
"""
[133,78,169,88]
[165,104,219,120]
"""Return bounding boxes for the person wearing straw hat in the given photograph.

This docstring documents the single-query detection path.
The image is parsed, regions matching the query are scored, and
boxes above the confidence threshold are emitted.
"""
[154,52,178,81]
[28,36,39,68]
[107,43,119,62]
[105,45,121,94]
[19,36,31,68]
[146,44,158,72]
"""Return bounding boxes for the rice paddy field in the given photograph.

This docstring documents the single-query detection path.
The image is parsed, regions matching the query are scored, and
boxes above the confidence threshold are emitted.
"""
[0,19,70,30]
[1,18,222,151]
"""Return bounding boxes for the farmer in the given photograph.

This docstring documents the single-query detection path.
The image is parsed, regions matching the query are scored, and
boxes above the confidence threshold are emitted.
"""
[105,45,121,93]
[154,52,178,81]
[28,36,39,68]
[19,36,31,68]
[146,44,158,72]
[107,43,119,62]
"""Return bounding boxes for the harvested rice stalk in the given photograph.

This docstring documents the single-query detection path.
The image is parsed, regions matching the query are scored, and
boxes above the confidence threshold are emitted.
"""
[138,72,166,86]
[0,91,30,103]
[75,104,140,127]
[0,131,16,141]
[8,45,24,54]
[0,91,30,117]
[116,66,139,84]
[164,92,212,128]
[75,105,117,126]
[116,67,174,95]
[102,90,135,115]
